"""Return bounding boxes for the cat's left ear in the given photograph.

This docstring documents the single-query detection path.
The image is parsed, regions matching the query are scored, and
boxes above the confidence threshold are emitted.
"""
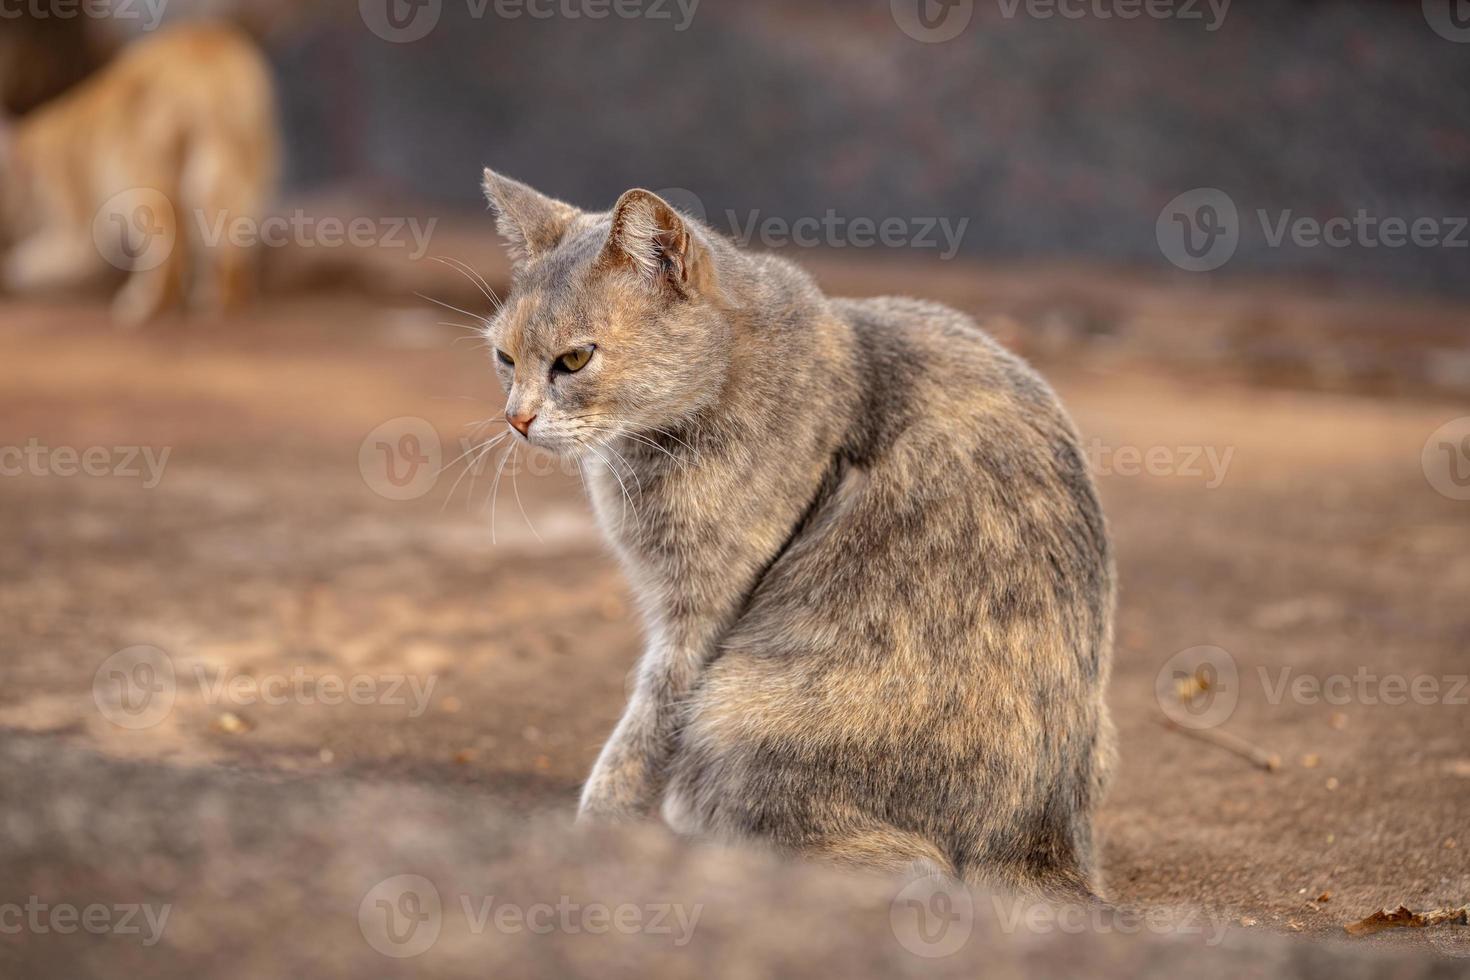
[482,168,579,267]
[597,189,706,297]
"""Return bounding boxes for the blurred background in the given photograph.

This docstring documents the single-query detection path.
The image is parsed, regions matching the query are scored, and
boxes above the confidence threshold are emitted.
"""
[1,3,1468,977]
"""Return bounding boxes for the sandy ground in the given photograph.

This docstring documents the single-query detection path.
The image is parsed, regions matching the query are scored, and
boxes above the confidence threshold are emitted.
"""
[1,282,1468,974]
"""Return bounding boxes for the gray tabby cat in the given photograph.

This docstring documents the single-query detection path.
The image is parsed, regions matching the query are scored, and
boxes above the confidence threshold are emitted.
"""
[478,170,1116,898]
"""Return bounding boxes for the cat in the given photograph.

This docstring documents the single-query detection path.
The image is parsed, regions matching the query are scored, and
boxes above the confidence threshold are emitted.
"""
[0,23,277,326]
[477,170,1116,897]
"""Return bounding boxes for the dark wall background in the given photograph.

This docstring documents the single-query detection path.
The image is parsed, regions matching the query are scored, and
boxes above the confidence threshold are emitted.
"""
[5,1,1469,295]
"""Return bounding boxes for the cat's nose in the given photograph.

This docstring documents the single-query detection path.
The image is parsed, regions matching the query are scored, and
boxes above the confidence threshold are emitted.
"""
[508,411,537,437]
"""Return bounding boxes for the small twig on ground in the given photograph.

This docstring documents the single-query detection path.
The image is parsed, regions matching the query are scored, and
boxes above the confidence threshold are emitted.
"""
[1158,718,1281,772]
[1345,905,1470,937]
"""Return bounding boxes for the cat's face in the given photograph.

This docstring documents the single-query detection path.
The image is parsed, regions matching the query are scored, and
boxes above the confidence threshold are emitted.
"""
[480,172,727,458]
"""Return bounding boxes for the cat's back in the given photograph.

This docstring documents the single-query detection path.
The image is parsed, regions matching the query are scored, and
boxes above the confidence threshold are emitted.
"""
[829,294,1083,464]
[26,23,272,147]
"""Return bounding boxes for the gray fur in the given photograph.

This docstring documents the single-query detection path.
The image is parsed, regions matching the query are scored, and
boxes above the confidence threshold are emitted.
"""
[478,171,1115,896]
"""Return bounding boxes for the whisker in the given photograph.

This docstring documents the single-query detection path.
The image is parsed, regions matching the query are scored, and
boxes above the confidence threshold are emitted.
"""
[438,320,486,336]
[415,292,486,325]
[442,433,506,512]
[575,419,697,467]
[488,443,515,545]
[587,442,637,529]
[510,444,544,543]
[593,426,686,466]
[436,429,508,478]
[429,255,501,310]
[576,423,680,470]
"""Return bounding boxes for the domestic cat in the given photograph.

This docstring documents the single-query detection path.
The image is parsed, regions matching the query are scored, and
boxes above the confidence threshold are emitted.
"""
[0,24,277,325]
[478,170,1116,897]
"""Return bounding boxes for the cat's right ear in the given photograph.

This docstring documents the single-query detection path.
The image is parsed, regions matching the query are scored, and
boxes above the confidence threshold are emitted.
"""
[481,168,578,267]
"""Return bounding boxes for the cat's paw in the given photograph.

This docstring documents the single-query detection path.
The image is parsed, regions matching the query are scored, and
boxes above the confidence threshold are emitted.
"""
[575,796,645,826]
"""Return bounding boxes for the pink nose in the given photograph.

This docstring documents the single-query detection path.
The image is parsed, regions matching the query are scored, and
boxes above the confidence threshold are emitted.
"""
[508,411,536,437]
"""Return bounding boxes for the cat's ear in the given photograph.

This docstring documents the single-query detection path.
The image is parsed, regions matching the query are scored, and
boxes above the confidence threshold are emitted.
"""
[481,168,578,266]
[597,189,705,296]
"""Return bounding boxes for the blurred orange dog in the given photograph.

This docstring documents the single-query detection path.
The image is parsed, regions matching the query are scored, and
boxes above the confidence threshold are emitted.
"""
[0,24,277,325]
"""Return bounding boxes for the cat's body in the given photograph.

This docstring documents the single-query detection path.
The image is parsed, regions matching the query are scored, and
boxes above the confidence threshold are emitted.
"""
[0,24,276,325]
[479,172,1115,896]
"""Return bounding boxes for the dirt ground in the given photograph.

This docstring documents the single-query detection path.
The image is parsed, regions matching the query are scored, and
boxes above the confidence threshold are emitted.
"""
[1,269,1468,973]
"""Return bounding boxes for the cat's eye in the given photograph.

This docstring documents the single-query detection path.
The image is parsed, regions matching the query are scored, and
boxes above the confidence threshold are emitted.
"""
[554,345,595,374]
[496,350,514,367]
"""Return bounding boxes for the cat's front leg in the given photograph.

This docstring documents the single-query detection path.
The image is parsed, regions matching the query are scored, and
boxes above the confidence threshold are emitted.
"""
[578,640,704,823]
[577,692,661,822]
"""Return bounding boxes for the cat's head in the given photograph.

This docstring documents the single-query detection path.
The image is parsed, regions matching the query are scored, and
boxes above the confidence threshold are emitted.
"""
[479,169,730,458]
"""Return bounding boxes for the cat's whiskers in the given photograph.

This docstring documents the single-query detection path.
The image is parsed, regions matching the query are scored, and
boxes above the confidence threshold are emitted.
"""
[487,443,516,546]
[571,413,700,466]
[585,441,637,530]
[436,427,507,479]
[415,291,489,327]
[577,422,684,469]
[441,430,510,512]
[429,255,502,312]
[510,443,544,544]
